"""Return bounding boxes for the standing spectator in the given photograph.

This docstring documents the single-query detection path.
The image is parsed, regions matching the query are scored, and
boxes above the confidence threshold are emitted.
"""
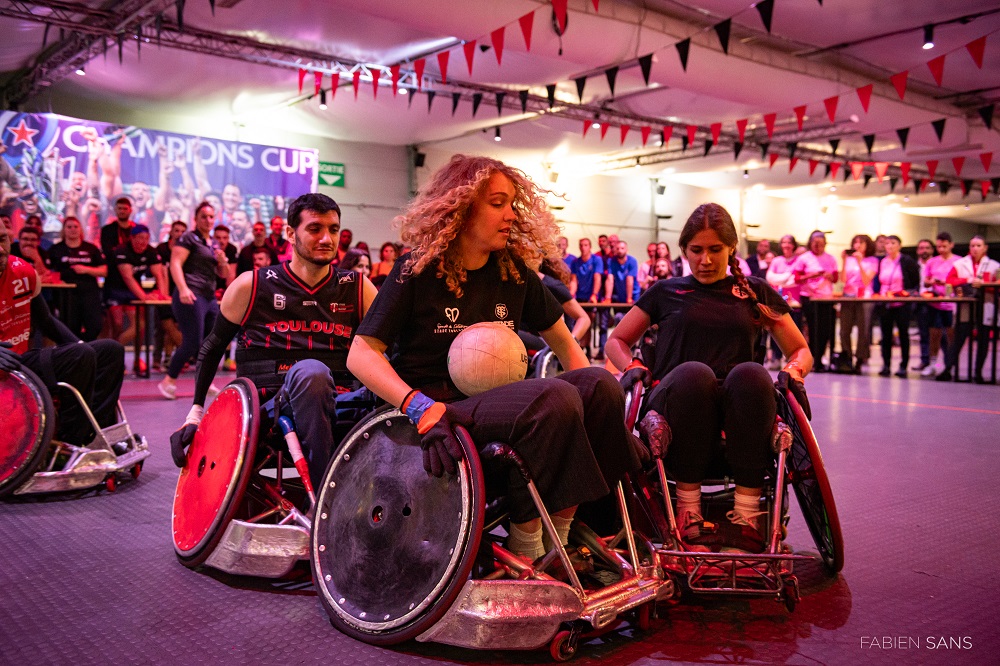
[746,239,773,279]
[100,196,134,259]
[794,230,838,371]
[264,216,292,263]
[334,228,353,267]
[212,225,238,290]
[637,242,658,292]
[250,246,273,270]
[876,235,920,377]
[47,216,106,341]
[921,233,959,376]
[557,235,575,269]
[570,238,604,358]
[608,240,640,306]
[106,225,169,347]
[153,220,186,372]
[159,202,228,400]
[838,234,878,373]
[371,241,398,283]
[236,221,278,275]
[912,238,936,374]
[766,234,803,367]
[937,235,1000,383]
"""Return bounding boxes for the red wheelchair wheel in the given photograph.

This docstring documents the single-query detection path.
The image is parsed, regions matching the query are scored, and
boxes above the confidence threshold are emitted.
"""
[780,389,844,574]
[0,368,55,497]
[172,378,260,567]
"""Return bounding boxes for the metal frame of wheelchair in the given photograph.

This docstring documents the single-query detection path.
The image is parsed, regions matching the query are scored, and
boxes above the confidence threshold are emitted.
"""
[0,366,148,497]
[171,377,317,578]
[621,380,844,612]
[310,406,678,661]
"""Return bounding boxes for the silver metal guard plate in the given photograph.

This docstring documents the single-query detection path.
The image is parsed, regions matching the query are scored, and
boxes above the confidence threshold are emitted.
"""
[203,519,310,578]
[416,579,584,650]
[14,435,149,495]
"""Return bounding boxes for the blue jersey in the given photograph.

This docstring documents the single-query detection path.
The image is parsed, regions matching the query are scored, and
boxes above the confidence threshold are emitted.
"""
[608,255,640,302]
[570,254,604,300]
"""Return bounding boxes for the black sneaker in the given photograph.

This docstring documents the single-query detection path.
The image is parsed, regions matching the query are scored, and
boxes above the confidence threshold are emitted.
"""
[894,368,908,378]
[879,367,891,377]
[935,369,953,382]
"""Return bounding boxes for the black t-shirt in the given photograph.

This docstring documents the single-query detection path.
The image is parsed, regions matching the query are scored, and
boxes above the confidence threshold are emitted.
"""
[541,274,572,305]
[175,230,219,299]
[100,221,133,259]
[636,274,790,380]
[216,243,238,290]
[46,241,104,291]
[106,243,161,294]
[357,252,563,397]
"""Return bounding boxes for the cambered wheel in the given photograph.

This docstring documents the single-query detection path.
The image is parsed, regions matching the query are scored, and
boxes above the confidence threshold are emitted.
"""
[0,367,55,497]
[549,630,576,662]
[779,390,844,575]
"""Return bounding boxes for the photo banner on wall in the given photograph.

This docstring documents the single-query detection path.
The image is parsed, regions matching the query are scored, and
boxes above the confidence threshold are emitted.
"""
[0,111,318,246]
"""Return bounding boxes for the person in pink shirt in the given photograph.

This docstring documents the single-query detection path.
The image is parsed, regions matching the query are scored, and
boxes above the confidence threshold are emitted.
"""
[839,234,878,373]
[876,235,920,377]
[766,234,803,367]
[793,230,838,371]
[921,232,959,376]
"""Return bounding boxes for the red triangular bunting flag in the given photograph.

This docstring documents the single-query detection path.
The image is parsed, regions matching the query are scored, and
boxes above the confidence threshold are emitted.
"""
[352,70,361,99]
[926,160,938,181]
[583,120,590,138]
[890,71,908,100]
[789,157,799,173]
[809,159,819,176]
[437,51,450,84]
[983,180,991,199]
[768,153,779,169]
[823,96,838,123]
[552,0,568,33]
[764,112,776,139]
[371,69,381,99]
[736,118,747,143]
[981,152,993,173]
[519,11,534,50]
[414,59,425,89]
[314,71,322,95]
[967,36,986,69]
[620,124,630,145]
[662,126,673,145]
[491,27,505,66]
[851,162,864,180]
[390,65,400,96]
[592,0,599,10]
[856,84,873,112]
[900,162,911,186]
[640,126,651,146]
[829,161,841,180]
[298,68,307,94]
[710,122,721,145]
[952,156,965,178]
[329,73,340,102]
[794,105,807,131]
[600,122,610,140]
[874,162,888,182]
[927,54,946,86]
[463,41,476,75]
[686,125,698,146]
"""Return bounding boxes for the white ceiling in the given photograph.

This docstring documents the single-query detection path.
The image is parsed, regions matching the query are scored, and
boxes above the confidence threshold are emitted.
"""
[3,0,1000,222]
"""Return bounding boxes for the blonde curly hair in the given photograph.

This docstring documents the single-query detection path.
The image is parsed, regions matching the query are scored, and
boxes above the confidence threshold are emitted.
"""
[397,154,561,298]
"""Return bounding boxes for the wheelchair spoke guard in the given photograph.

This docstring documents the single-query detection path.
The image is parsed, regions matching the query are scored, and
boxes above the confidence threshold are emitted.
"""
[172,378,260,566]
[0,368,55,497]
[312,408,485,645]
[779,389,844,574]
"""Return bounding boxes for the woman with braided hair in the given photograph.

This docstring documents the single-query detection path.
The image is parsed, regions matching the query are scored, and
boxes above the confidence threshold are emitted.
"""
[606,203,812,553]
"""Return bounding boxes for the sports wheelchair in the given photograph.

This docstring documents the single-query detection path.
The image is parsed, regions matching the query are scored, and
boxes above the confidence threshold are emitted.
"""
[171,377,373,578]
[310,405,678,661]
[620,371,844,611]
[0,366,148,497]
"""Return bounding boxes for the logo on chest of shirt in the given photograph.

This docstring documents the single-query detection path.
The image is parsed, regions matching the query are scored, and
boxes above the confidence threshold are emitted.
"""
[495,303,508,319]
[732,284,749,299]
[338,273,356,284]
[330,303,355,313]
[274,294,286,310]
[265,269,278,280]
[445,307,460,322]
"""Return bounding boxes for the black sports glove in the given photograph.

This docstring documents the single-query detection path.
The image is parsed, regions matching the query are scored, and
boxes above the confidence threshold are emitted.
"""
[619,359,652,395]
[170,423,199,468]
[0,341,21,373]
[776,370,811,421]
[419,407,465,477]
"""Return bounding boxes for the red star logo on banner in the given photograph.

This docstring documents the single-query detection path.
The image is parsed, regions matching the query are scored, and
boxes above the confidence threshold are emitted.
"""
[7,119,39,147]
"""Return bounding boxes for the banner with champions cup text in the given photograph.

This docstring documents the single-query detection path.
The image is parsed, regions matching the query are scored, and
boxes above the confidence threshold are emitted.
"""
[0,111,318,247]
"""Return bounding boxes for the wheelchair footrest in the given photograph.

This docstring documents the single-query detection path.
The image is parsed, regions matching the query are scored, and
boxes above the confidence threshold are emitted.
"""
[658,549,809,596]
[203,519,310,578]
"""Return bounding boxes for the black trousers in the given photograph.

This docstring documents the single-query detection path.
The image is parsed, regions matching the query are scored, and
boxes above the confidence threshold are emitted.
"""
[21,340,125,445]
[945,320,992,379]
[448,367,642,523]
[801,297,834,366]
[645,361,775,488]
[879,304,911,370]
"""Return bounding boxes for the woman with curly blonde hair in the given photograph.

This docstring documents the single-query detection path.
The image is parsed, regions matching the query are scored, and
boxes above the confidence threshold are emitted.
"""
[348,154,641,561]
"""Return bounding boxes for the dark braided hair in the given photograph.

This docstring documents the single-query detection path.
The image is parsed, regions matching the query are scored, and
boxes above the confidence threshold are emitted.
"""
[679,203,783,325]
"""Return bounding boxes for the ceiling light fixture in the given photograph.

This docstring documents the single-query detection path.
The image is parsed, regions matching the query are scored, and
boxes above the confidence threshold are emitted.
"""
[830,185,837,192]
[318,89,327,110]
[903,196,910,202]
[494,127,501,142]
[399,87,408,95]
[923,24,935,50]
[743,169,749,179]
[75,65,85,76]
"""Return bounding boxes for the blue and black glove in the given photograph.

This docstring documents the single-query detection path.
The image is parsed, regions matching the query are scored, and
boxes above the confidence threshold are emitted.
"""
[402,390,465,477]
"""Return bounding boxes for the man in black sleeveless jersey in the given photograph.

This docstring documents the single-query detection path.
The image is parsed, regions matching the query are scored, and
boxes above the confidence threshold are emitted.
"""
[169,193,377,487]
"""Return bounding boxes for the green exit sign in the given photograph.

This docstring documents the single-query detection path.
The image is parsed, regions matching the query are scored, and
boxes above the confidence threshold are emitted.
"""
[319,161,345,187]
